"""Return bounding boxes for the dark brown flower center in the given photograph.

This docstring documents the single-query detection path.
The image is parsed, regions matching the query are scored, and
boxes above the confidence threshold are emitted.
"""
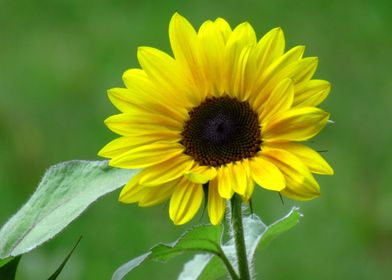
[181,96,261,167]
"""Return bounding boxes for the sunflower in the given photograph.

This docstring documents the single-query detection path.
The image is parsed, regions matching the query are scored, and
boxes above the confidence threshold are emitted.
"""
[99,13,333,225]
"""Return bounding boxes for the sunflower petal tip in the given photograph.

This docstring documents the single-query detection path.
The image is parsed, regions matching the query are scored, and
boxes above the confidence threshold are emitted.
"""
[103,117,110,124]
[118,195,125,202]
[172,12,182,19]
[272,26,283,34]
[137,46,146,54]
[214,17,230,26]
[107,159,116,167]
[296,45,306,54]
[309,56,319,64]
[170,215,184,226]
[326,166,334,175]
[277,183,286,192]
[210,219,220,226]
[118,191,129,203]
[170,12,188,27]
[97,149,106,158]
[137,46,155,58]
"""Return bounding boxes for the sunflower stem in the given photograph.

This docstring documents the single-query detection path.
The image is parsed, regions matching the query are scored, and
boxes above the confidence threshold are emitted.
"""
[231,194,251,280]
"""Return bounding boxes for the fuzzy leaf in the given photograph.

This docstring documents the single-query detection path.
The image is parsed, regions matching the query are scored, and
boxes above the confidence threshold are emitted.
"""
[248,207,302,261]
[111,253,151,280]
[112,225,223,280]
[178,254,226,280]
[150,225,222,262]
[0,160,137,258]
[178,207,301,280]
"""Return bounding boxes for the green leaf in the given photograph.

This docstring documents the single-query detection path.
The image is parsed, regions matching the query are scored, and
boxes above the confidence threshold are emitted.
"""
[248,207,302,261]
[179,246,232,280]
[112,224,223,280]
[111,253,151,280]
[47,236,82,280]
[150,225,222,262]
[0,257,15,268]
[0,160,137,258]
[178,207,302,280]
[0,256,21,280]
[178,215,265,280]
[179,254,226,280]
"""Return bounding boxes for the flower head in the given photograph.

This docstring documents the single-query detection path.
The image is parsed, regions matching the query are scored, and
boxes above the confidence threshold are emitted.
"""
[99,13,333,225]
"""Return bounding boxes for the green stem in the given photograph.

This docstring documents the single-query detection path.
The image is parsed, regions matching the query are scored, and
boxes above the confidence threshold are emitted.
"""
[231,194,251,280]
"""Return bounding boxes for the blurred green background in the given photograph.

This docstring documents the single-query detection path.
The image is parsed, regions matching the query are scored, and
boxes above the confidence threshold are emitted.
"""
[1,0,391,279]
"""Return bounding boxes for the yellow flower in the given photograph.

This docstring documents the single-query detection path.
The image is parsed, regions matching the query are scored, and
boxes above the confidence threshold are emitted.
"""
[99,13,333,225]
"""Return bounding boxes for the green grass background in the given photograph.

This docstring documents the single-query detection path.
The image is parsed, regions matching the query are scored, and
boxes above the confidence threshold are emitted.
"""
[1,0,391,279]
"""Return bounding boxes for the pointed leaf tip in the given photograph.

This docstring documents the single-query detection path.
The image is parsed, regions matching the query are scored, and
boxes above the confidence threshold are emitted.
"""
[0,160,138,258]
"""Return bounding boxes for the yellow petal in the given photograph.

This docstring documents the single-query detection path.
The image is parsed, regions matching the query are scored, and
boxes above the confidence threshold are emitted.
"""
[139,154,194,186]
[251,45,305,108]
[233,47,253,101]
[262,148,320,200]
[119,185,148,204]
[214,18,232,42]
[198,20,226,95]
[208,182,226,225]
[105,112,182,132]
[122,68,149,88]
[276,57,318,84]
[104,113,180,137]
[169,13,206,102]
[184,165,217,184]
[227,22,256,46]
[107,125,180,139]
[241,47,259,101]
[215,164,234,199]
[244,28,284,101]
[254,27,285,74]
[137,46,198,107]
[268,142,333,175]
[231,162,248,196]
[259,78,294,123]
[293,80,331,107]
[109,142,184,169]
[224,22,256,98]
[119,171,147,203]
[169,179,203,225]
[98,136,174,159]
[280,187,316,201]
[108,87,187,121]
[249,155,285,191]
[263,107,330,141]
[119,69,188,119]
[242,159,255,200]
[107,87,138,113]
[138,180,179,207]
